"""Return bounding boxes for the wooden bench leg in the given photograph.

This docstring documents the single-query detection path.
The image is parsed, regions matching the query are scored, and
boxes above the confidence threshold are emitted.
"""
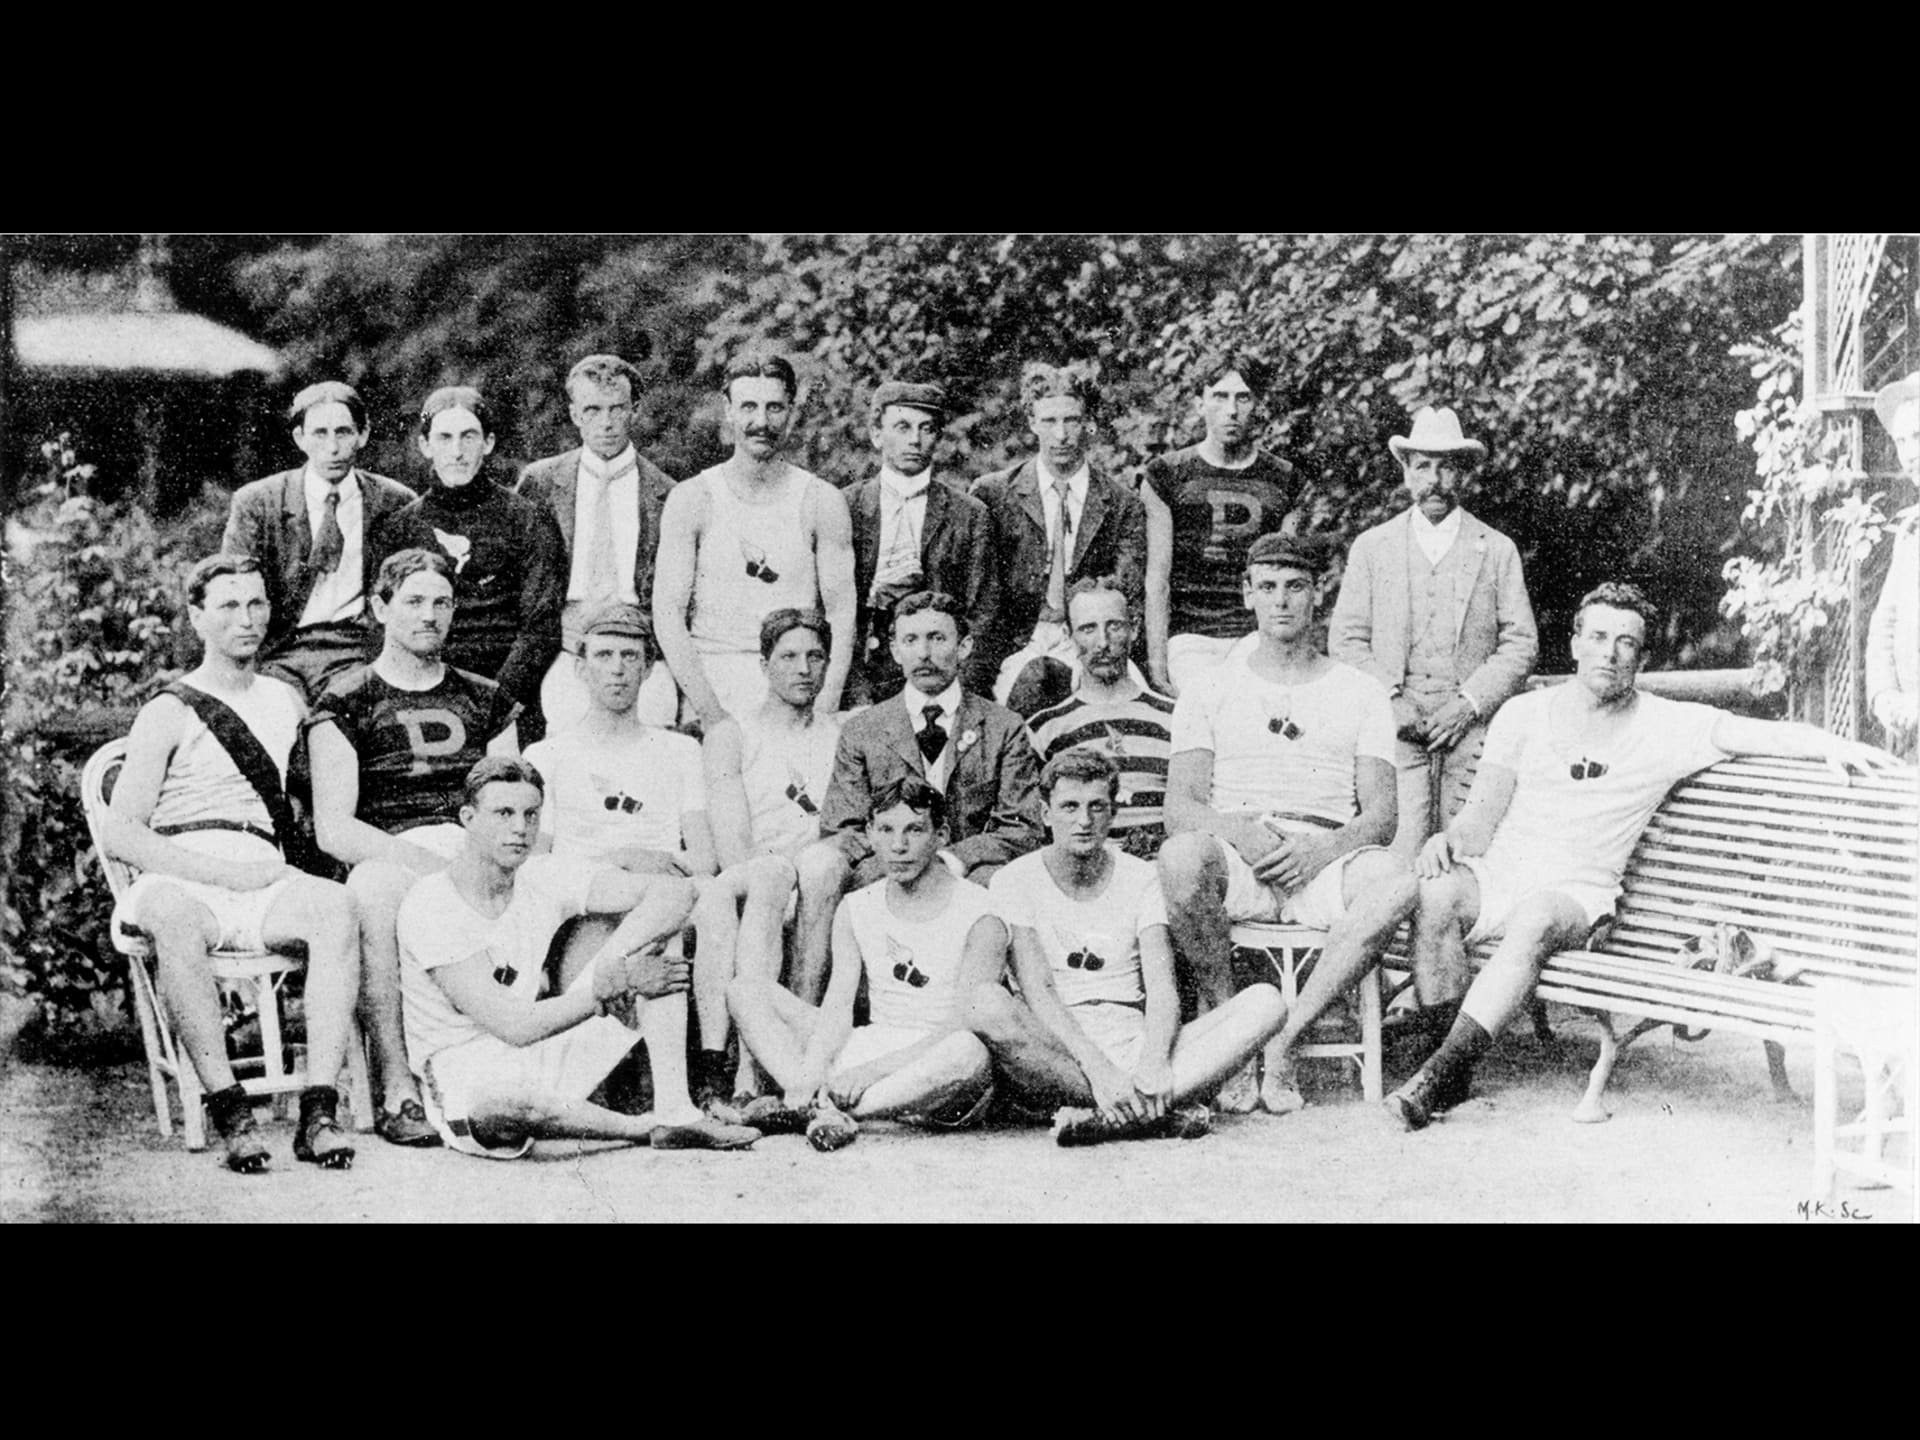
[1813,1011,1837,1200]
[1529,998,1556,1048]
[1764,1040,1795,1104]
[1572,1008,1618,1125]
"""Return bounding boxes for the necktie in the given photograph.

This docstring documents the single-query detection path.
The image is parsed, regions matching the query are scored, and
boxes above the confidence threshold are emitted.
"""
[1044,476,1073,618]
[917,704,947,764]
[312,484,345,573]
[584,468,620,602]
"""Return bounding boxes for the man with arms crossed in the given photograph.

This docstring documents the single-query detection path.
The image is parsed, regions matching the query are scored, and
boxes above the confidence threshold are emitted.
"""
[103,556,361,1172]
[309,548,520,1147]
[1157,535,1414,1116]
[223,381,415,699]
[518,353,681,730]
[692,608,843,1106]
[1384,581,1892,1130]
[653,350,857,725]
[396,758,756,1156]
[967,750,1283,1145]
[1137,355,1302,694]
[728,777,1001,1151]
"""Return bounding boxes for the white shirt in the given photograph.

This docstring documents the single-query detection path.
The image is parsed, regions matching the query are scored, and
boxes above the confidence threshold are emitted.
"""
[524,726,706,861]
[567,445,641,605]
[1410,506,1463,566]
[989,847,1165,1009]
[874,465,931,594]
[1037,461,1090,557]
[902,679,963,791]
[299,465,367,626]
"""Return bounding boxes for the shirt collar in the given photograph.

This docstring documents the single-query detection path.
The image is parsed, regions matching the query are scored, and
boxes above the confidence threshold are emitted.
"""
[1412,505,1464,542]
[302,464,356,502]
[1037,460,1091,500]
[903,679,962,722]
[579,444,638,481]
[879,464,933,500]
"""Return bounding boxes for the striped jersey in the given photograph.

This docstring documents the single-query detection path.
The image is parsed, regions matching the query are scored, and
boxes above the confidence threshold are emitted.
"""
[1026,685,1176,858]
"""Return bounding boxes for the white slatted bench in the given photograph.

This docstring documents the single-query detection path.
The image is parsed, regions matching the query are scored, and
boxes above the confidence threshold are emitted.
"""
[1393,757,1918,1134]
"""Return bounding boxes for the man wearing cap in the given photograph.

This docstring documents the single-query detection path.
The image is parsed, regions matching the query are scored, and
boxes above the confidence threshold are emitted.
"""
[971,363,1149,714]
[1138,354,1304,695]
[1329,405,1537,860]
[223,381,417,699]
[652,350,858,726]
[517,354,681,732]
[523,603,716,984]
[1157,535,1412,1116]
[846,380,997,705]
[1866,372,1919,755]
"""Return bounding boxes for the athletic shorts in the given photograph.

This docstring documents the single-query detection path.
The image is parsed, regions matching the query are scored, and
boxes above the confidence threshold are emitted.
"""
[1458,858,1617,947]
[115,830,293,954]
[1220,840,1372,930]
[415,954,639,1159]
[1073,1001,1147,1074]
[832,1023,934,1076]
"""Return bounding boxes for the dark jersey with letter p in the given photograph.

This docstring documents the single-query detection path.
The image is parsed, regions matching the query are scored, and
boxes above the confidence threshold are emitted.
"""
[1141,446,1302,637]
[311,665,520,834]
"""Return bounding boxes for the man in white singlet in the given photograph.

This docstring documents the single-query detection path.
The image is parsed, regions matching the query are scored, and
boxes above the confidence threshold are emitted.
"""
[691,608,843,1107]
[726,777,1003,1151]
[102,556,362,1173]
[967,749,1282,1144]
[1382,581,1895,1131]
[651,350,857,726]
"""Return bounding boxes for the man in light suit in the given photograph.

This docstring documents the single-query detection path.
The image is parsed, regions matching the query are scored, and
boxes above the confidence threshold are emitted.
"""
[791,590,1042,1000]
[1865,372,1918,755]
[517,354,680,730]
[222,382,416,699]
[1329,405,1537,860]
[971,363,1149,713]
[845,380,997,704]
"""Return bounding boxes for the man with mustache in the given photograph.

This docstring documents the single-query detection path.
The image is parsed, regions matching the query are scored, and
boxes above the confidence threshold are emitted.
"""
[845,380,997,704]
[222,382,416,700]
[652,351,857,726]
[518,353,682,731]
[309,548,522,1148]
[795,590,1042,1001]
[971,363,1149,714]
[1330,405,1538,860]
[1025,577,1176,859]
[373,387,566,740]
[967,749,1282,1145]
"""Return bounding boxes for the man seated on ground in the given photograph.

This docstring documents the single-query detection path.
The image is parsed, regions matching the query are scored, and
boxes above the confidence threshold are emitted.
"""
[727,777,1002,1151]
[797,590,1042,1001]
[309,548,520,1147]
[691,608,843,1106]
[1157,534,1414,1116]
[102,556,362,1173]
[1025,576,1176,859]
[1382,581,1893,1131]
[522,602,715,1001]
[966,750,1283,1145]
[396,757,757,1155]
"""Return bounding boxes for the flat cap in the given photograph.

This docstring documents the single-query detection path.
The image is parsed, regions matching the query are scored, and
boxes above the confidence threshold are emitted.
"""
[581,602,651,640]
[870,381,948,422]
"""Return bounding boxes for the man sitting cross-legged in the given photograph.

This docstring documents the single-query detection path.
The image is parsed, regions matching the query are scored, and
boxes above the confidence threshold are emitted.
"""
[309,547,520,1147]
[1156,534,1414,1116]
[727,777,1002,1152]
[396,757,757,1156]
[1382,581,1895,1131]
[967,750,1283,1145]
[102,555,362,1173]
[691,608,843,1108]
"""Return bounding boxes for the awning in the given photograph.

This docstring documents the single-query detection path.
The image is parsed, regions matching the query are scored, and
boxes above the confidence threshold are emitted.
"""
[14,311,283,378]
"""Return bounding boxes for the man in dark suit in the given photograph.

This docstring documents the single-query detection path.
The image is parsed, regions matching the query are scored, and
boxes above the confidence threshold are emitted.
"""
[222,382,416,699]
[971,363,1149,713]
[791,590,1042,1000]
[845,380,997,704]
[516,353,680,730]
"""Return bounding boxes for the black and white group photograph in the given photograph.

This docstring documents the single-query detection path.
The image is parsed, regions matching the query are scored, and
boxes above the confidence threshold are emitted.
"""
[1,233,1913,1224]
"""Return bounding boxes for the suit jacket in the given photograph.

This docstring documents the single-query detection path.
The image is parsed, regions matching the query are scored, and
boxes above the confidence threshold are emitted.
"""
[222,467,417,653]
[970,458,1148,682]
[847,471,998,697]
[514,447,678,629]
[1328,507,1538,715]
[819,688,1042,875]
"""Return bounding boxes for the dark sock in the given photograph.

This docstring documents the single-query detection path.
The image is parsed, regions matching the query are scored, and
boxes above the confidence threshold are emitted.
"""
[1424,1014,1492,1088]
[207,1083,253,1138]
[695,1049,731,1089]
[298,1085,340,1128]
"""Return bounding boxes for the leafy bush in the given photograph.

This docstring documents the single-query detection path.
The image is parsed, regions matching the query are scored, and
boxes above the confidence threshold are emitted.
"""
[1,435,225,1041]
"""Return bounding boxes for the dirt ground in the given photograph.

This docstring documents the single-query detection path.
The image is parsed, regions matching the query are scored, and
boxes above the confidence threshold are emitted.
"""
[3,1011,1912,1224]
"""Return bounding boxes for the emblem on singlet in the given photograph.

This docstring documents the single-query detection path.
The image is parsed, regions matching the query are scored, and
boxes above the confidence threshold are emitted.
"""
[1202,490,1264,563]
[393,706,470,778]
[886,936,930,988]
[431,528,473,573]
